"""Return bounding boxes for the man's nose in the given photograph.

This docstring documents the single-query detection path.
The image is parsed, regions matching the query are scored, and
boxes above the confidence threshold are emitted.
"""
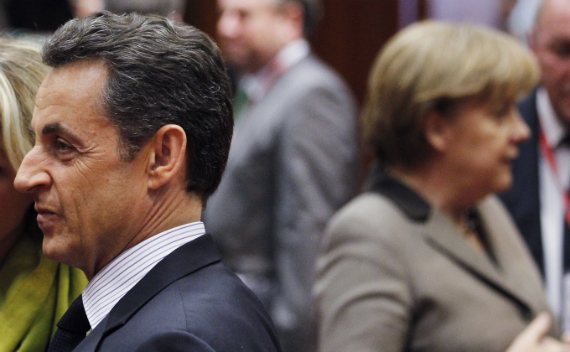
[14,146,51,194]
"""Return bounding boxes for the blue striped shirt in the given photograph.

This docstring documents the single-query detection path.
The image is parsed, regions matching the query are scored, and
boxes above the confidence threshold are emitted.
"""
[83,222,206,329]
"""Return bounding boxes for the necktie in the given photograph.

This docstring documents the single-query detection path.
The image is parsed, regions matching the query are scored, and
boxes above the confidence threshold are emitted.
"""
[48,295,90,352]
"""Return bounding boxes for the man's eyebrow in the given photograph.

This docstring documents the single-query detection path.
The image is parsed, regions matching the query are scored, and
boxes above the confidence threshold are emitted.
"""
[40,121,84,147]
[42,122,63,136]
[41,122,77,141]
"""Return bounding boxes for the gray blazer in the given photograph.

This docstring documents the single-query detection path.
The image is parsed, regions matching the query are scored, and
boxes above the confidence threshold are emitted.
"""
[204,54,358,352]
[315,170,553,352]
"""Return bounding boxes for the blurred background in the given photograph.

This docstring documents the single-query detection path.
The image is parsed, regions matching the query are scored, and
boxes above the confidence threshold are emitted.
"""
[0,0,536,107]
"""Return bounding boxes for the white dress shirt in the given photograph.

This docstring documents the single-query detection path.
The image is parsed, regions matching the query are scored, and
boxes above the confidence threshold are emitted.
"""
[82,222,206,329]
[537,88,570,321]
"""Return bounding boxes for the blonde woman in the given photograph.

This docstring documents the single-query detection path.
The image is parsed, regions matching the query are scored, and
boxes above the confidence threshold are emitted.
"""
[315,21,568,352]
[0,38,87,352]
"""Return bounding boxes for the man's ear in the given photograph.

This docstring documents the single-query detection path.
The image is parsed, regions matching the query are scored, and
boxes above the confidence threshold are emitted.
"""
[424,109,450,153]
[278,0,304,37]
[280,0,303,22]
[147,124,187,190]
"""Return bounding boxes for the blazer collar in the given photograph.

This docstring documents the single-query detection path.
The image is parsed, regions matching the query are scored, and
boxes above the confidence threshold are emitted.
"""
[89,235,221,339]
[368,164,430,222]
[74,235,222,352]
[369,165,536,317]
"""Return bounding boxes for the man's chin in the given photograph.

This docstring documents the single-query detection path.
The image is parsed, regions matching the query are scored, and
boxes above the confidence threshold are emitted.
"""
[42,238,75,266]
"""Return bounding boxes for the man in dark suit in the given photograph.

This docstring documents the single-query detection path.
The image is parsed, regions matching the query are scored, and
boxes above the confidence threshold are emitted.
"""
[202,1,358,351]
[13,11,282,352]
[500,0,570,328]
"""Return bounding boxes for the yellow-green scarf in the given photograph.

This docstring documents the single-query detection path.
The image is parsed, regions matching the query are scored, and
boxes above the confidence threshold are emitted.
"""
[0,231,87,352]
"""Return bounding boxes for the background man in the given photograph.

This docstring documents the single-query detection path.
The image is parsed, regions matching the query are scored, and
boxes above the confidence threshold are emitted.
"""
[500,0,570,330]
[202,0,359,351]
[104,0,185,21]
[14,11,282,352]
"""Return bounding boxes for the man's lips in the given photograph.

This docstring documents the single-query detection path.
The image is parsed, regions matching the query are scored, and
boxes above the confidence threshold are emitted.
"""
[34,205,58,227]
[34,204,56,214]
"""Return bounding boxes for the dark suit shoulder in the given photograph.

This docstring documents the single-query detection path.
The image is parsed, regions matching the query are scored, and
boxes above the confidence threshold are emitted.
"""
[177,262,282,351]
[94,236,282,352]
[131,331,216,352]
[96,262,281,351]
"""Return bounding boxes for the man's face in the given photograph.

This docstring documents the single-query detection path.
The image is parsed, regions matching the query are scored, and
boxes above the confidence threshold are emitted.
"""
[14,60,150,278]
[530,0,570,126]
[217,0,287,73]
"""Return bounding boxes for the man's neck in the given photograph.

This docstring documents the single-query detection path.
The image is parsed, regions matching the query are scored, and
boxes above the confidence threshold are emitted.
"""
[85,189,202,279]
[238,39,310,103]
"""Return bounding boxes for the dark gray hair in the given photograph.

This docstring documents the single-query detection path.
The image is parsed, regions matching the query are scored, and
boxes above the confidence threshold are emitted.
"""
[42,11,233,201]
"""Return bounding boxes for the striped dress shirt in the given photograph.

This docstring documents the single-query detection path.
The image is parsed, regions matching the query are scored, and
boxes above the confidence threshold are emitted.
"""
[82,222,206,330]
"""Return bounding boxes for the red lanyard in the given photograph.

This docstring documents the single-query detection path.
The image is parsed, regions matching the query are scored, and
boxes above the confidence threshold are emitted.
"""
[539,124,570,226]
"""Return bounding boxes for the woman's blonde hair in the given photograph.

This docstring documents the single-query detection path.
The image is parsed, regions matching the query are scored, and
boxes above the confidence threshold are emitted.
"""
[0,38,50,171]
[362,21,540,168]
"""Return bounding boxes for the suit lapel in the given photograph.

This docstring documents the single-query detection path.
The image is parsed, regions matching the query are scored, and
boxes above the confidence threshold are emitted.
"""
[369,166,536,316]
[423,203,534,317]
[77,235,222,351]
[481,199,544,306]
[74,316,107,352]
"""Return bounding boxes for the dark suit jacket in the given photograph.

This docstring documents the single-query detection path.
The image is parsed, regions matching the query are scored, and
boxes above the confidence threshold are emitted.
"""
[499,90,544,274]
[73,235,282,352]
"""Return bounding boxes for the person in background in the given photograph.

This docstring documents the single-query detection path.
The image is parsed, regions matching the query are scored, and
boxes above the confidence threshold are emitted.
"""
[426,0,504,28]
[0,38,87,352]
[315,21,567,352]
[104,0,185,21]
[506,0,541,43]
[203,1,358,350]
[69,0,104,18]
[500,0,570,329]
[14,11,282,352]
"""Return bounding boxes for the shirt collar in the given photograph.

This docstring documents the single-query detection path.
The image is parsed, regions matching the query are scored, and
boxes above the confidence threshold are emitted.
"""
[275,38,310,70]
[537,87,568,148]
[240,38,310,103]
[82,222,206,330]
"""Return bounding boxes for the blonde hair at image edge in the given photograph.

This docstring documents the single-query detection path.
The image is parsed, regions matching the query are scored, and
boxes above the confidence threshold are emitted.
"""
[362,21,540,168]
[0,38,50,171]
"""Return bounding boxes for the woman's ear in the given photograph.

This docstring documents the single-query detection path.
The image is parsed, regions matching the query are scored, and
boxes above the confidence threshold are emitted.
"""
[424,109,450,153]
[147,124,187,190]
